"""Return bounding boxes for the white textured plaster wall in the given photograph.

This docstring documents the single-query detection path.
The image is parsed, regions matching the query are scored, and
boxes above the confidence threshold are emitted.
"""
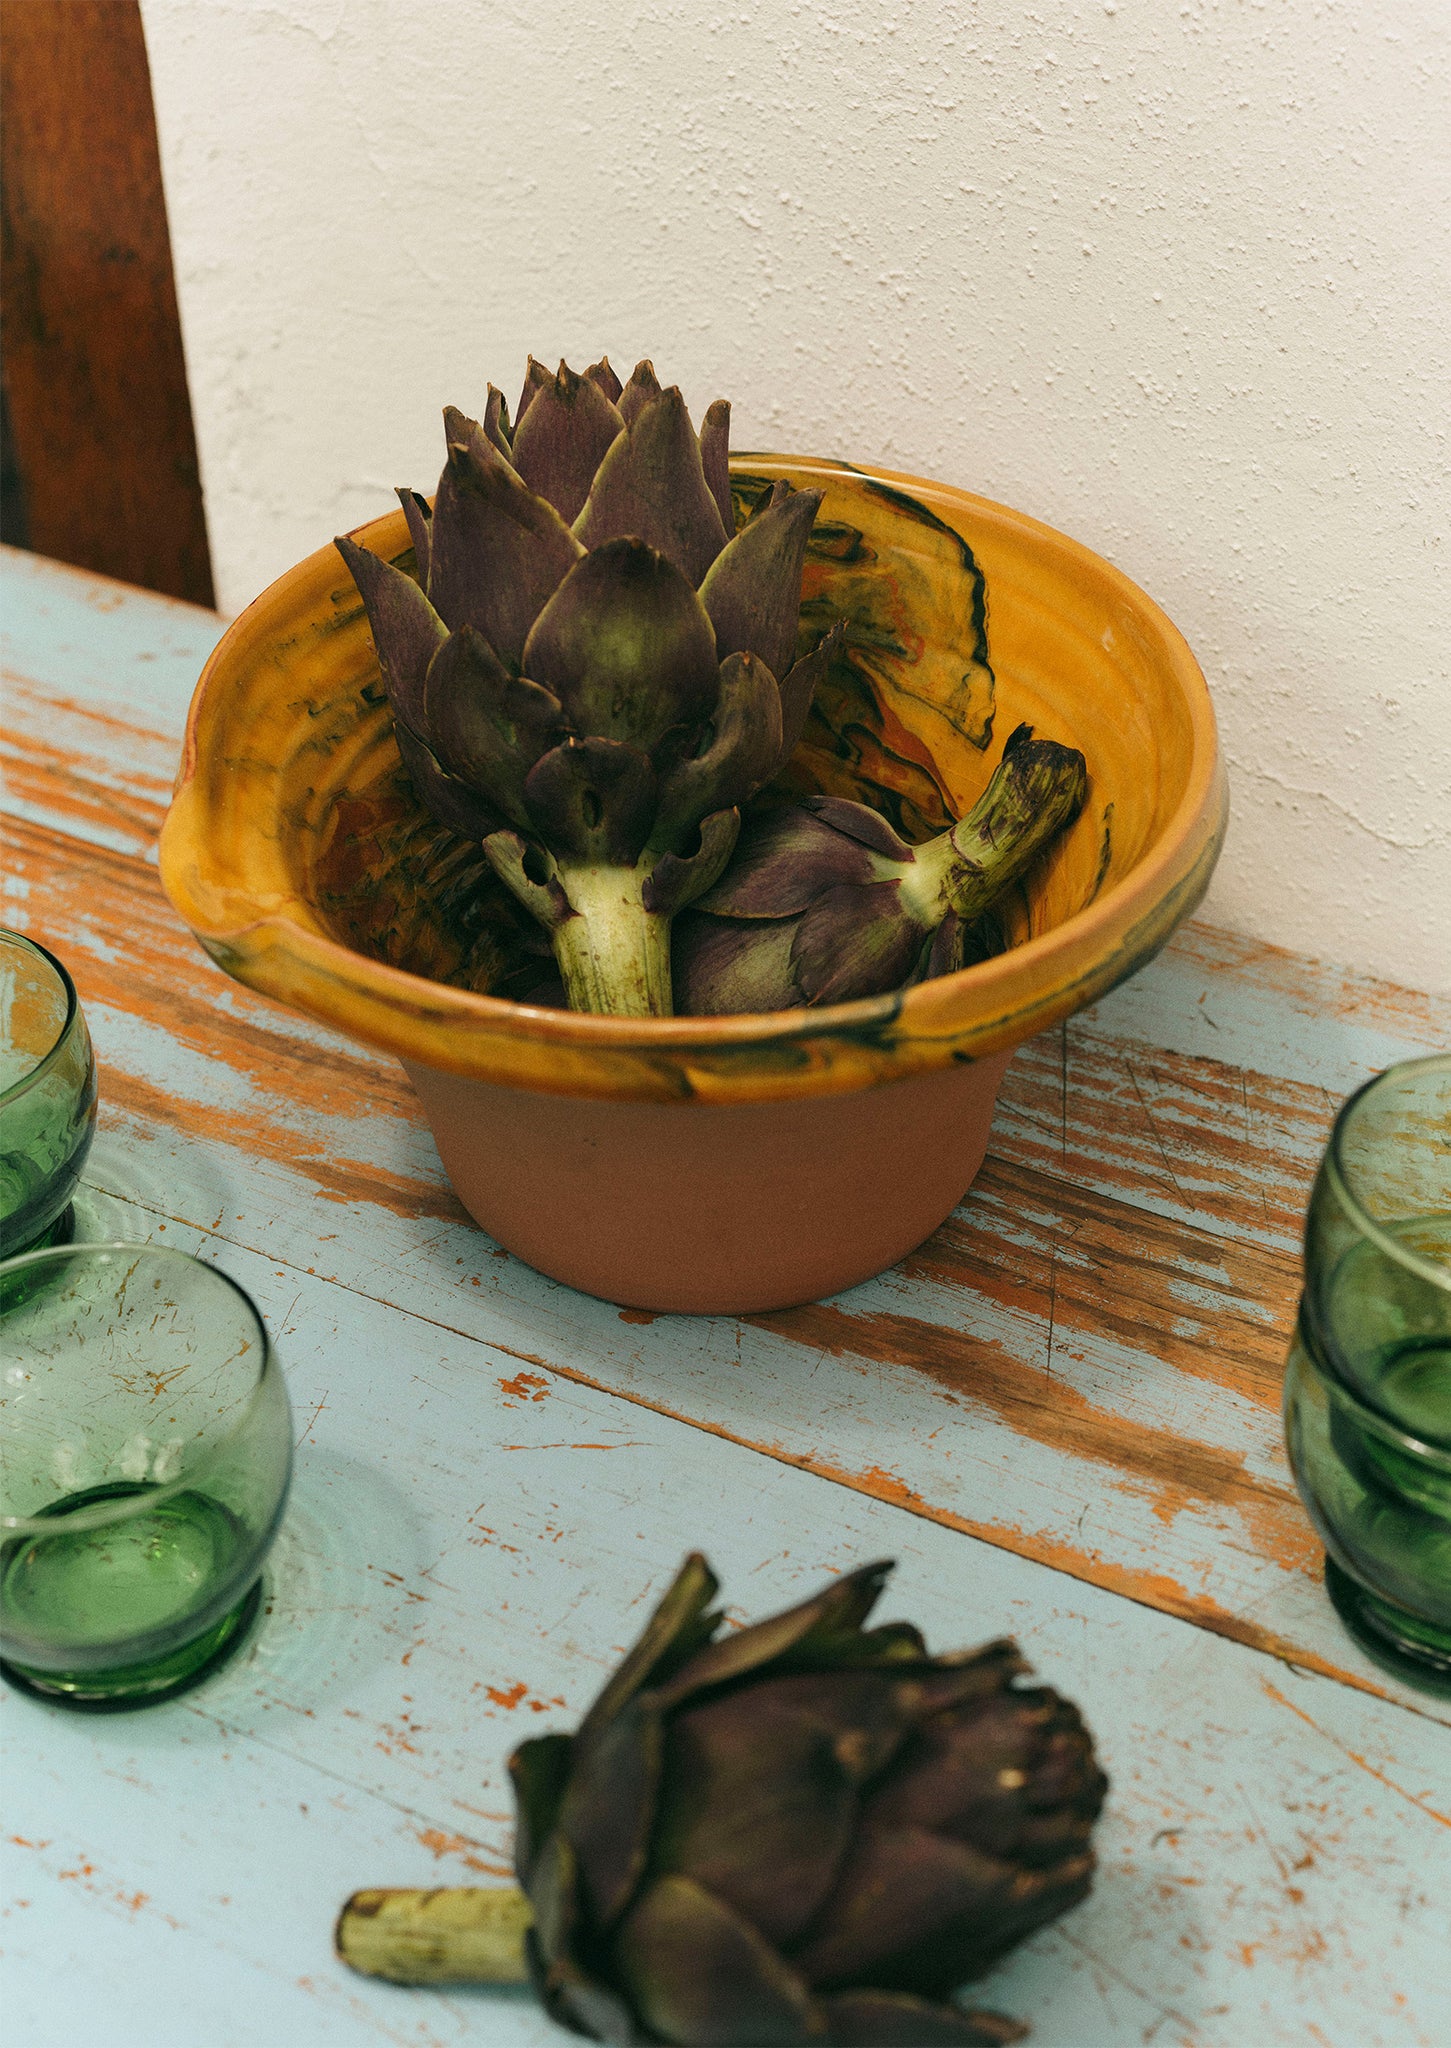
[141,0,1450,992]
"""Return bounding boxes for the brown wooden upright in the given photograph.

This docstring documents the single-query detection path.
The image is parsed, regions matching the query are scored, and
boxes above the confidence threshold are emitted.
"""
[1,0,214,605]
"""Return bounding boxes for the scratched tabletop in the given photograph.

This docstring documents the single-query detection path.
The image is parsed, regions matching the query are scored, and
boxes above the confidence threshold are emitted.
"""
[2,545,1448,2047]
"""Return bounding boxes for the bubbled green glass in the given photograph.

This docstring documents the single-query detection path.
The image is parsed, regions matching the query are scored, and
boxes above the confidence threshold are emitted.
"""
[0,929,97,1260]
[0,1244,292,1708]
[1285,1054,1451,1693]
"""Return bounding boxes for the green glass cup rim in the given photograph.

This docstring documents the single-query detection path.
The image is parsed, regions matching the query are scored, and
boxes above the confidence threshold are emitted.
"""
[0,926,86,1113]
[1319,1052,1451,1297]
[0,1241,278,1539]
[1295,1307,1451,1472]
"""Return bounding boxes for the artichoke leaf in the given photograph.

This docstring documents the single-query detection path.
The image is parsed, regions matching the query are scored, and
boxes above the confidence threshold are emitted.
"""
[776,621,846,769]
[801,795,915,861]
[526,1831,582,1979]
[395,487,433,588]
[422,627,561,832]
[393,721,504,843]
[880,1641,1029,1719]
[333,533,446,736]
[574,386,730,588]
[699,483,824,683]
[613,1873,826,2048]
[508,1732,574,1890]
[673,911,799,1018]
[576,1552,722,1750]
[652,650,782,849]
[585,356,624,406]
[691,807,881,922]
[653,1561,896,1710]
[821,1990,1026,2046]
[770,1620,929,1676]
[515,356,552,426]
[650,1670,917,1948]
[429,407,583,665]
[557,1698,663,1933]
[793,1822,1092,1996]
[642,808,741,920]
[482,829,575,934]
[510,362,626,526]
[699,397,734,541]
[616,356,663,427]
[477,386,513,461]
[522,538,718,749]
[524,738,658,867]
[790,883,928,1008]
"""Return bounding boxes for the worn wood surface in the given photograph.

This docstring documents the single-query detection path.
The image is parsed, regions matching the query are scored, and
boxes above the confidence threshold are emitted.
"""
[3,547,1449,2047]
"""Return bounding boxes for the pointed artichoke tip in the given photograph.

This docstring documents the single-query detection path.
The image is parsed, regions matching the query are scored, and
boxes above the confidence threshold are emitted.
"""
[333,532,379,580]
[442,403,480,457]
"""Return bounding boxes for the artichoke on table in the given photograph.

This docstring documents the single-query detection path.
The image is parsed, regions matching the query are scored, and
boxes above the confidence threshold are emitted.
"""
[510,1553,1106,2045]
[336,358,840,1017]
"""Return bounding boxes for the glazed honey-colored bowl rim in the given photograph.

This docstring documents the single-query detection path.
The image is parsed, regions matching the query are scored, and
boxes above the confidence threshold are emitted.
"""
[161,454,1226,1101]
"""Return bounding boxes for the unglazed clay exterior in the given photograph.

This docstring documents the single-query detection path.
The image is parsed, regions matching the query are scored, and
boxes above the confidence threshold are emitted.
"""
[404,1048,1014,1314]
[160,458,1225,1310]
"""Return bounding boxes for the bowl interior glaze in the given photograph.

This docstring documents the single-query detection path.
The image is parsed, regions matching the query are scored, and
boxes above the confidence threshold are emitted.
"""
[160,457,1225,1105]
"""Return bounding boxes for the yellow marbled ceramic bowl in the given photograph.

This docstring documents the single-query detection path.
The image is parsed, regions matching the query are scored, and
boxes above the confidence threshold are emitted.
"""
[160,458,1225,1311]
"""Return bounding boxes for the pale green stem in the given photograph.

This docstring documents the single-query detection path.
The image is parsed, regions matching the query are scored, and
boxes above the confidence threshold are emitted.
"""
[897,744,1085,929]
[552,860,673,1017]
[337,1886,531,1986]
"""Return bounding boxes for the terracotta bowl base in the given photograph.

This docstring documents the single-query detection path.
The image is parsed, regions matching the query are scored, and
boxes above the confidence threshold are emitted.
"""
[404,1047,1014,1315]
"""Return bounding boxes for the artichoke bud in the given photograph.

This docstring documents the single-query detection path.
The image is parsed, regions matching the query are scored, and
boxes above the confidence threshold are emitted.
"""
[674,723,1087,1015]
[510,1554,1106,2046]
[336,359,830,1017]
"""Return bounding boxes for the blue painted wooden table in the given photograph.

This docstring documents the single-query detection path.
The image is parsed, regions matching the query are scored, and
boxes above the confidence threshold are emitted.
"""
[3,546,1448,2047]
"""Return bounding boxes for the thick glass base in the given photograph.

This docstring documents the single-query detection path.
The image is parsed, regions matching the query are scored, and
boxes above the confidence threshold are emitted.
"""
[0,1196,75,1259]
[0,1204,76,1308]
[1324,1555,1451,1697]
[0,1575,262,1712]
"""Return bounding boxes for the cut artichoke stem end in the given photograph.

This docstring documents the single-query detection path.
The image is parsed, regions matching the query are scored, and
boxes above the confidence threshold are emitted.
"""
[898,741,1087,932]
[336,1885,532,1986]
[552,859,675,1017]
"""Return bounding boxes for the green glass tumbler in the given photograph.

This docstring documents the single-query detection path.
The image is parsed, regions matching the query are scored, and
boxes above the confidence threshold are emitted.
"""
[0,928,97,1260]
[0,1243,292,1709]
[1284,1053,1451,1692]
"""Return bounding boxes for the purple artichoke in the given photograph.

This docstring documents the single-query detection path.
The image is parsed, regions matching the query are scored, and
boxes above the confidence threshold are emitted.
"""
[335,358,839,1016]
[675,723,1087,1014]
[510,1555,1106,2046]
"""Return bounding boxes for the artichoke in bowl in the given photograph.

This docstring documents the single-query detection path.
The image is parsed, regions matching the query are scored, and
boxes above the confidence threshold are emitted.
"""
[675,724,1088,1014]
[335,358,840,1017]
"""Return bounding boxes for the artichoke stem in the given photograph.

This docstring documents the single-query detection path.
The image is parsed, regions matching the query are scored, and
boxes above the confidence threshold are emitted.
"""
[899,739,1086,929]
[335,1885,532,1985]
[553,860,674,1016]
